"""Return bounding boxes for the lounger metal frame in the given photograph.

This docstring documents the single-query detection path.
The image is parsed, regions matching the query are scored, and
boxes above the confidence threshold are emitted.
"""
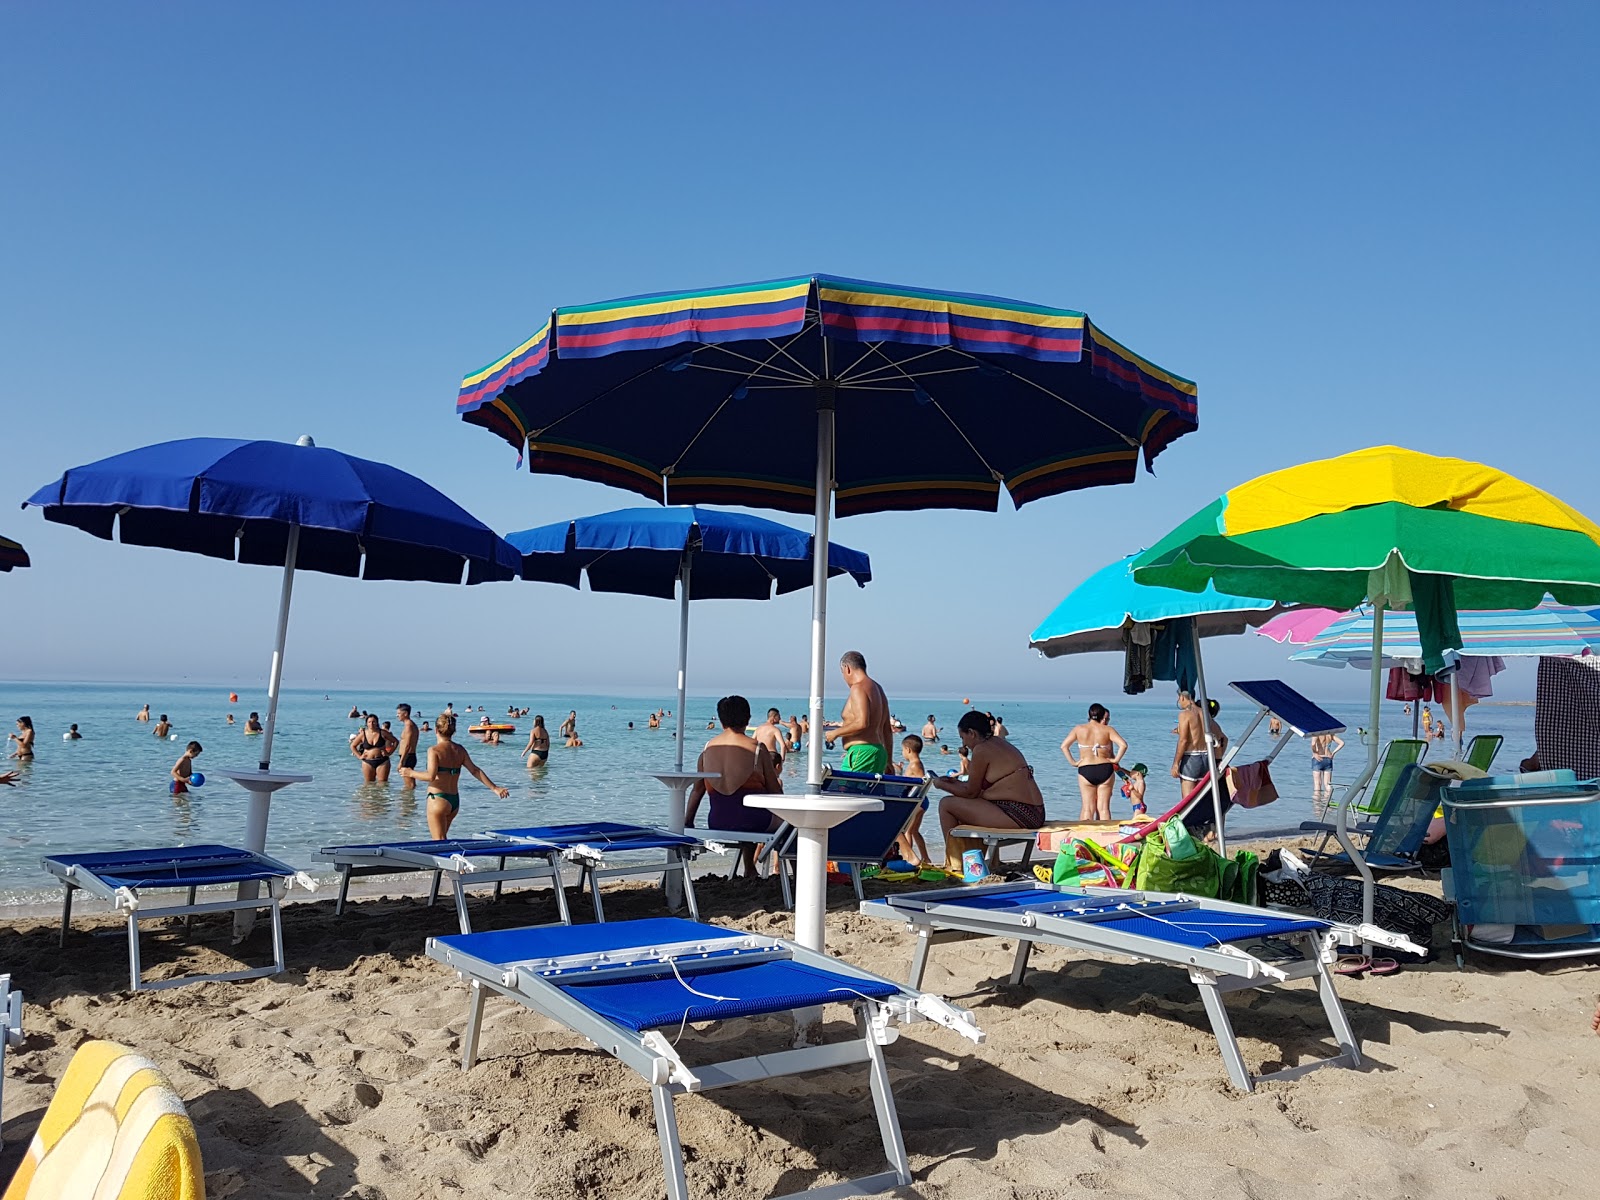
[321,838,573,933]
[863,880,1390,1092]
[484,824,703,922]
[41,845,307,992]
[1,973,20,1139]
[427,920,984,1200]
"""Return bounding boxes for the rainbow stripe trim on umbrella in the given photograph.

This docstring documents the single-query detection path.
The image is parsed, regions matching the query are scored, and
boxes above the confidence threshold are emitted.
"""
[815,278,1085,360]
[554,277,812,358]
[0,533,29,571]
[458,319,552,412]
[1087,322,1198,420]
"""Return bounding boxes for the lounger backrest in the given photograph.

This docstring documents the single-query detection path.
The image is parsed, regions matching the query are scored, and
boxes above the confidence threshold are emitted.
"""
[1464,734,1504,772]
[819,767,933,802]
[1356,739,1429,818]
[787,796,924,863]
[1367,764,1450,860]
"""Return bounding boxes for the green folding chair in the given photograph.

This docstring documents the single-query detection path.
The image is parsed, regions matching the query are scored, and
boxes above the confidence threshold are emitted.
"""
[1464,733,1503,772]
[1300,738,1429,858]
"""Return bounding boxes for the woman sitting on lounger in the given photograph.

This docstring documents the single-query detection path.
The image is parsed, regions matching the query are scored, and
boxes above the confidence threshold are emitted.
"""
[931,711,1047,869]
[684,694,782,878]
[400,711,509,838]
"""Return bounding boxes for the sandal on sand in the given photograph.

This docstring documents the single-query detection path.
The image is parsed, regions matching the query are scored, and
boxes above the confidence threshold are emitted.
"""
[1367,957,1403,976]
[1335,955,1370,977]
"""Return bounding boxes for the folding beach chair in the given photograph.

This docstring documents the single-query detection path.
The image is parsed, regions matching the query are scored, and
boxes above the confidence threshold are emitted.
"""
[1308,764,1454,874]
[40,844,312,991]
[1463,733,1504,773]
[483,822,702,921]
[427,917,984,1200]
[862,880,1420,1092]
[1443,769,1600,962]
[321,837,572,933]
[770,770,932,907]
[1300,738,1429,857]
[0,974,20,1141]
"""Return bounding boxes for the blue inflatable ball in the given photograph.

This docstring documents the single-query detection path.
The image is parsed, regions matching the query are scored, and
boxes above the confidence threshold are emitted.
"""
[190,773,204,787]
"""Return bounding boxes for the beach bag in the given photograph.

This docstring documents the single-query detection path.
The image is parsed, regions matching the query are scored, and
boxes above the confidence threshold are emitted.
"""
[1133,836,1258,905]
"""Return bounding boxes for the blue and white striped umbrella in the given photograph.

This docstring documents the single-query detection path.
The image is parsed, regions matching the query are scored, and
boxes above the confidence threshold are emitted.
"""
[1285,599,1600,668]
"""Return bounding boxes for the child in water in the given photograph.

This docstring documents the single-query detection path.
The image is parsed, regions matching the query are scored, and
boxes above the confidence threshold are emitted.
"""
[171,741,202,794]
[1120,762,1149,817]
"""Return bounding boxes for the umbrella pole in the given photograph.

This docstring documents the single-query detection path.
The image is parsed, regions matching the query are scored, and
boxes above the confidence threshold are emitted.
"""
[1191,624,1227,856]
[1336,603,1383,949]
[806,393,835,790]
[669,556,692,830]
[1451,671,1463,757]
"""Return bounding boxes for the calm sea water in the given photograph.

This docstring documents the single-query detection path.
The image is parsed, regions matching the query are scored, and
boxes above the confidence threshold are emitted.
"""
[0,681,1535,905]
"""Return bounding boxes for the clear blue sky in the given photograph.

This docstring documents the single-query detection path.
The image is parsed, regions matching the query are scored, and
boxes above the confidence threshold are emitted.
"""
[3,2,1595,703]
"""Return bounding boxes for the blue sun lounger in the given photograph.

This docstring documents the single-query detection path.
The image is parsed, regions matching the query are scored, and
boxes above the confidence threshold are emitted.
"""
[1,972,21,1136]
[483,823,703,921]
[320,837,573,933]
[40,844,310,992]
[427,917,984,1200]
[862,880,1418,1092]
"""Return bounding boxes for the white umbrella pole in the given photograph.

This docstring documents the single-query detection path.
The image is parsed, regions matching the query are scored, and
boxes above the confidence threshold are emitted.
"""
[1191,626,1226,856]
[1336,603,1383,946]
[806,396,835,789]
[667,556,692,834]
[1451,671,1463,758]
[256,523,298,777]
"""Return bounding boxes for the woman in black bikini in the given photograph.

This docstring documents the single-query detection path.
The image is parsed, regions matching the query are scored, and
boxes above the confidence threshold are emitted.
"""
[522,715,550,769]
[351,713,398,783]
[1061,703,1128,821]
[930,711,1047,870]
[400,712,509,838]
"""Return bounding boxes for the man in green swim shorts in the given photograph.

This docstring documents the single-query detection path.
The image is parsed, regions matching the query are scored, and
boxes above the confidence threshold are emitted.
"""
[827,650,893,775]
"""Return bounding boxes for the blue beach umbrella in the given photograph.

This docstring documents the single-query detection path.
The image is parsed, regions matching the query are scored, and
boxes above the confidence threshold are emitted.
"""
[508,505,871,830]
[458,274,1199,788]
[1029,554,1286,850]
[0,533,28,572]
[25,436,521,852]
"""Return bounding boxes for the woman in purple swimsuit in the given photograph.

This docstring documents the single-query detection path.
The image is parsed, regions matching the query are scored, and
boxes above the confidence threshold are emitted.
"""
[685,695,783,878]
[930,711,1047,871]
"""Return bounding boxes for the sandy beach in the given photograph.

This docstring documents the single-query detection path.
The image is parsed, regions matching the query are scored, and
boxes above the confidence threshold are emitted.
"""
[2,853,1597,1200]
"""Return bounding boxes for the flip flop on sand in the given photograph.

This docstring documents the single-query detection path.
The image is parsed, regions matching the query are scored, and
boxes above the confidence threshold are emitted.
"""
[1367,957,1403,976]
[1335,955,1371,977]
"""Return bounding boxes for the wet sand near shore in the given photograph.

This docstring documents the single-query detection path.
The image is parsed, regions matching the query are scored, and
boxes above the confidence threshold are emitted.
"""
[2,857,1597,1198]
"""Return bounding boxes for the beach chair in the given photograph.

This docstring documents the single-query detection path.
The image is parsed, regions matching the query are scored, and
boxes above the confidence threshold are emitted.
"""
[861,880,1420,1093]
[1464,733,1504,773]
[1443,769,1600,962]
[1300,738,1429,856]
[483,822,702,921]
[427,917,983,1200]
[770,770,933,907]
[2,1039,204,1200]
[0,974,20,1141]
[1308,764,1453,874]
[40,844,311,992]
[320,837,572,934]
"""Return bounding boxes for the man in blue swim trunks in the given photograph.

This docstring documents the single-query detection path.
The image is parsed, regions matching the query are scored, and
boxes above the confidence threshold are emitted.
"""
[828,650,893,775]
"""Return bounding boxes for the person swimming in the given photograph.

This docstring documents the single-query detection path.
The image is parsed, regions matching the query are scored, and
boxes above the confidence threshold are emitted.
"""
[244,711,263,733]
[400,711,509,838]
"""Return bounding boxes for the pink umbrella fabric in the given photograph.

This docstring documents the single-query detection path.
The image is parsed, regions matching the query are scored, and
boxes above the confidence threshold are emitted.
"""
[1256,607,1342,645]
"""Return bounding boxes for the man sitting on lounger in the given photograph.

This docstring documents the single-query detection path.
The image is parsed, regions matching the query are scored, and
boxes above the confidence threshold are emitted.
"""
[826,650,893,775]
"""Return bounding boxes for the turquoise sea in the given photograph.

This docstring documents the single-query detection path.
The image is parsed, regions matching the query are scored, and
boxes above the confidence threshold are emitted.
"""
[0,681,1536,905]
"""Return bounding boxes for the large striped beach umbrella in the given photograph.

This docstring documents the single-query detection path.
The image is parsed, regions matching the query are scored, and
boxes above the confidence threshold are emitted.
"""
[0,534,28,572]
[1134,446,1600,929]
[458,274,1199,789]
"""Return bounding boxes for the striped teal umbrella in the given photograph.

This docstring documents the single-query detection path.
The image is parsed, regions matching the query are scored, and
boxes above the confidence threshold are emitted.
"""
[1275,599,1600,666]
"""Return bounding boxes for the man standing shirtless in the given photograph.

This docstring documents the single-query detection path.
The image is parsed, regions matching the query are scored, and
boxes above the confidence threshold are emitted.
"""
[753,707,790,766]
[827,650,893,774]
[1171,691,1228,786]
[395,703,420,784]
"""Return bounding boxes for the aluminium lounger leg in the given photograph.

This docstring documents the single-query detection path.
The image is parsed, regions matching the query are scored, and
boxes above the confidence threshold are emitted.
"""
[452,880,473,936]
[907,928,935,989]
[127,911,144,993]
[550,857,573,925]
[1309,946,1362,1068]
[494,857,506,902]
[861,1009,913,1187]
[428,870,442,908]
[1008,938,1033,986]
[185,886,197,939]
[269,893,286,977]
[1193,973,1253,1092]
[461,980,488,1071]
[58,884,74,948]
[586,866,607,923]
[651,1084,691,1200]
[335,865,353,916]
[678,853,701,921]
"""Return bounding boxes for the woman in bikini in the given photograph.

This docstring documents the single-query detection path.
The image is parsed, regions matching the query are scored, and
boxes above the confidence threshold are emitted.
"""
[931,711,1047,869]
[400,711,509,838]
[684,695,783,878]
[351,713,398,783]
[1061,703,1128,821]
[8,716,35,761]
[522,715,550,769]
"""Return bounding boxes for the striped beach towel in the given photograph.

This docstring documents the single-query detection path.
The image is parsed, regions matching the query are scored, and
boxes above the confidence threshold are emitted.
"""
[3,1040,204,1199]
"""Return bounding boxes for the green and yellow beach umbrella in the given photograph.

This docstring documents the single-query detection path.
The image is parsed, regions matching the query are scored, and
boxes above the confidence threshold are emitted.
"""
[1133,445,1600,931]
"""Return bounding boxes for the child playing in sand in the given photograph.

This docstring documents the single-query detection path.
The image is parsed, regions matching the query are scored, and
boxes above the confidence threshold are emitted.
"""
[894,734,932,868]
[171,741,202,794]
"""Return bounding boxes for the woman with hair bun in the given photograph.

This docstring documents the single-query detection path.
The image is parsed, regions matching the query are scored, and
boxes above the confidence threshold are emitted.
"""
[400,711,510,838]
[1061,703,1128,821]
[929,711,1046,868]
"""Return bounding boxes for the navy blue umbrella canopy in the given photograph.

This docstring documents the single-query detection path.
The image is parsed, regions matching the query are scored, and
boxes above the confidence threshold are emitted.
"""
[25,437,520,584]
[24,437,520,801]
[509,506,872,600]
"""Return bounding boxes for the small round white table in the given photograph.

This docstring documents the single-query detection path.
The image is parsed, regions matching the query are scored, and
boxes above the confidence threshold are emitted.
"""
[215,768,313,938]
[648,769,721,909]
[745,792,881,950]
